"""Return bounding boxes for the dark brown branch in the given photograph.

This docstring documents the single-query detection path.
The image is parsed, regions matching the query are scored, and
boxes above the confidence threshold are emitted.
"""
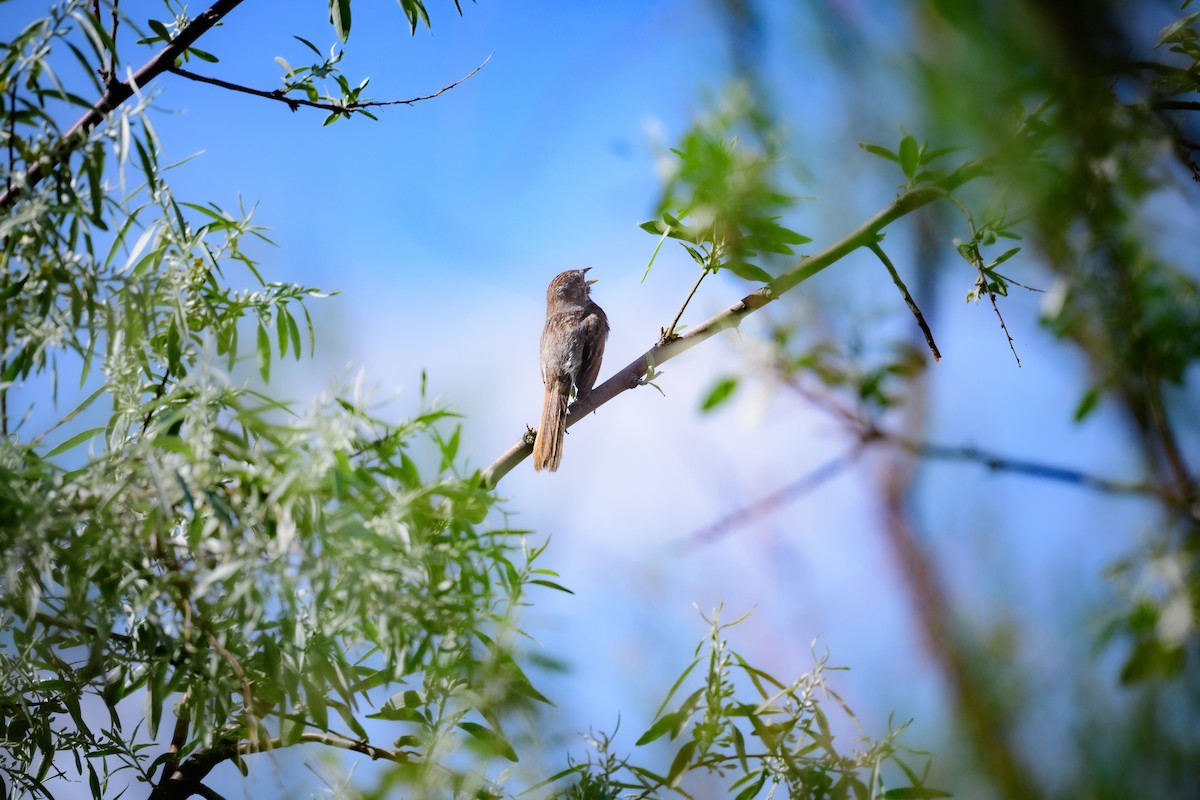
[480,158,995,487]
[193,785,228,800]
[1154,99,1200,112]
[150,736,239,800]
[868,241,941,361]
[167,52,492,116]
[684,432,1165,547]
[0,0,247,212]
[986,287,1021,366]
[241,731,411,763]
[894,437,1166,499]
[161,696,190,783]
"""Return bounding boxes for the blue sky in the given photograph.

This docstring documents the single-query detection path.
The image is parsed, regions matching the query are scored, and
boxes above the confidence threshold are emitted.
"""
[6,0,1185,795]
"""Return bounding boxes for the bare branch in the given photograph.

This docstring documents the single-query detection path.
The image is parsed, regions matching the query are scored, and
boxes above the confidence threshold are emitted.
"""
[167,52,492,117]
[868,240,941,362]
[892,436,1166,498]
[241,731,412,763]
[679,446,866,548]
[683,429,1169,548]
[665,268,709,340]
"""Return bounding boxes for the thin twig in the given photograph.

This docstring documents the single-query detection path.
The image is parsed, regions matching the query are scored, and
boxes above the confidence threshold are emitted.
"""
[986,286,1020,367]
[868,241,941,361]
[240,731,411,763]
[167,52,492,117]
[109,0,121,89]
[895,437,1166,498]
[665,268,709,340]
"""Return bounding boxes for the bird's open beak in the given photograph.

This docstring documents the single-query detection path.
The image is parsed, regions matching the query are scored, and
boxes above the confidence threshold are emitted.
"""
[582,267,598,286]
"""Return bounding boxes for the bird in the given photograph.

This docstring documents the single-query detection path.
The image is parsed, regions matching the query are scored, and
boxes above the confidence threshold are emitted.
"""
[533,268,609,472]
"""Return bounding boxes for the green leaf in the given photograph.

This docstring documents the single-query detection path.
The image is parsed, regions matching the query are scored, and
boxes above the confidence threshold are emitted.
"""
[666,739,697,788]
[186,47,219,63]
[700,377,738,412]
[1157,11,1200,46]
[636,709,688,746]
[1073,386,1101,422]
[286,312,303,359]
[398,0,432,35]
[44,427,105,458]
[639,218,669,235]
[276,310,290,358]
[294,36,323,56]
[899,134,919,180]
[257,322,271,383]
[529,579,574,594]
[458,721,518,762]
[733,770,767,800]
[858,142,899,163]
[724,262,774,283]
[919,145,964,165]
[330,0,352,41]
[147,19,172,42]
[989,247,1021,268]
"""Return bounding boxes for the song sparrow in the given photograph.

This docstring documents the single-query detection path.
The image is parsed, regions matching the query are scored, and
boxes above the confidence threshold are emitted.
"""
[533,268,609,472]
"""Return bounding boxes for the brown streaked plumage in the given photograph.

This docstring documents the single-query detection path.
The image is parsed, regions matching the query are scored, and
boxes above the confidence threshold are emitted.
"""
[533,268,609,472]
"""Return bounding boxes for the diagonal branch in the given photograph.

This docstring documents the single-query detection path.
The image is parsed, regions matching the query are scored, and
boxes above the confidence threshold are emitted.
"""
[895,437,1167,499]
[679,445,866,548]
[480,157,996,487]
[868,240,941,361]
[0,0,247,212]
[241,731,411,763]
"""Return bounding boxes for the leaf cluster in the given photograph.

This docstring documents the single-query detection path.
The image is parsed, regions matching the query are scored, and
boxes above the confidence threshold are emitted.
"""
[640,90,810,285]
[541,609,946,800]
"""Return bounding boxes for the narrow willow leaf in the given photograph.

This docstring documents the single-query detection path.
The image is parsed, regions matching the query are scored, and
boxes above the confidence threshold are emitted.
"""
[899,134,919,180]
[858,142,899,162]
[257,322,271,383]
[666,739,697,788]
[330,0,352,41]
[459,721,518,762]
[44,426,104,458]
[700,377,738,412]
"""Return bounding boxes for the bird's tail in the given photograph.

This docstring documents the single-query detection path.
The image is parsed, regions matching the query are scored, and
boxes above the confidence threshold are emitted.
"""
[533,379,570,472]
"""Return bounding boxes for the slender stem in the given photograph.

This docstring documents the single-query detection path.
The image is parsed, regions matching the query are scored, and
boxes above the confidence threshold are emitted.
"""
[868,241,941,361]
[109,0,121,88]
[166,52,491,116]
[666,268,708,339]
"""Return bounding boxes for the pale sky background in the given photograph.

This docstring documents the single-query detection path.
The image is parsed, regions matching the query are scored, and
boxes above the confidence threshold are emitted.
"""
[5,0,1188,796]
